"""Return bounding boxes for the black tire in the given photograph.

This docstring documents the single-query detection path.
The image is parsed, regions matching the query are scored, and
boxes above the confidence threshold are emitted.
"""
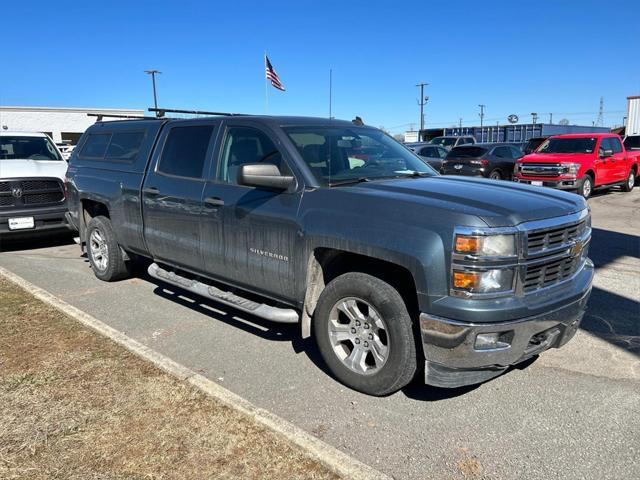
[313,272,417,396]
[86,216,131,281]
[489,169,502,180]
[577,174,593,199]
[621,169,636,193]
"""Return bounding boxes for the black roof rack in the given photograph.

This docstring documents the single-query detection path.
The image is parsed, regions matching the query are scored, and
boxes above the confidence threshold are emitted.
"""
[148,107,249,117]
[87,113,159,120]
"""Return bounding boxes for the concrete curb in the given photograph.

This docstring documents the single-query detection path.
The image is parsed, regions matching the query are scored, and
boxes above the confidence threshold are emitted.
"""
[0,266,392,480]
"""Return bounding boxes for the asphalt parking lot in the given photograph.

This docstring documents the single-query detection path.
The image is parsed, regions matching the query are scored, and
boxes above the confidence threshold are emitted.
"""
[1,188,638,480]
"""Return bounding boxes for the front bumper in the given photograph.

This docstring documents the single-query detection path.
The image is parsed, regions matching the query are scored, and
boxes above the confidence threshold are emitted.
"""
[0,204,70,235]
[514,177,578,190]
[420,286,591,388]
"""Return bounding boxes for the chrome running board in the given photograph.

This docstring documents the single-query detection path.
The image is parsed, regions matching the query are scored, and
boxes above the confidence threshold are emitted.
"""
[147,263,299,324]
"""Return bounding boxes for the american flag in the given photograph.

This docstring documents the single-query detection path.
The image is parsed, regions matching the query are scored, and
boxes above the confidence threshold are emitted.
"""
[265,55,285,91]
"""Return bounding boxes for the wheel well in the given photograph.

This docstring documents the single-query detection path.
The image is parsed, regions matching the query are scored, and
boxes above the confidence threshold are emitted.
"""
[584,170,595,181]
[82,199,109,224]
[301,248,420,338]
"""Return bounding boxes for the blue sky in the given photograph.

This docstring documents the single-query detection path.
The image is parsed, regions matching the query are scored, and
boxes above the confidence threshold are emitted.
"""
[2,0,639,133]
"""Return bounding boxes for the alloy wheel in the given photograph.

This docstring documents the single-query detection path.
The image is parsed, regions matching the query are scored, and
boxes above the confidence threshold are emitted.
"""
[89,229,109,271]
[327,297,389,375]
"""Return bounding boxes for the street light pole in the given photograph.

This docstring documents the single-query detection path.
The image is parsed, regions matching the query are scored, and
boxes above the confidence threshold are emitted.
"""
[478,104,485,128]
[144,70,161,116]
[416,82,429,138]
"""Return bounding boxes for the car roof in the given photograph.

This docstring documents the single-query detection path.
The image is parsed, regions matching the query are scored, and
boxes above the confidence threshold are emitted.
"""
[0,131,48,137]
[433,135,473,139]
[93,115,360,129]
[454,142,515,148]
[548,133,615,139]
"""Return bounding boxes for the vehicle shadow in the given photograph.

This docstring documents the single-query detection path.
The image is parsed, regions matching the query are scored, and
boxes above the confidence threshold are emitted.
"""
[0,231,75,252]
[144,270,491,401]
[586,228,640,356]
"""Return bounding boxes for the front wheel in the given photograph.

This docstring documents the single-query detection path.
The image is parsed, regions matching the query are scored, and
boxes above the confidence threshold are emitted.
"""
[577,175,593,199]
[621,169,636,192]
[313,272,417,396]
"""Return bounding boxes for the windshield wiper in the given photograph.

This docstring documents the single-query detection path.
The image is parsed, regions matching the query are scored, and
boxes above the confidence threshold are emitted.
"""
[328,177,371,187]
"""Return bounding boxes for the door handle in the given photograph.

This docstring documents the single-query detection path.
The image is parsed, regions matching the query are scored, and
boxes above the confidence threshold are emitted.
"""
[143,187,160,195]
[204,196,225,207]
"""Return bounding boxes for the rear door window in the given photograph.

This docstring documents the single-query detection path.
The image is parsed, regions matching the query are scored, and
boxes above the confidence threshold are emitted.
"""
[158,125,214,179]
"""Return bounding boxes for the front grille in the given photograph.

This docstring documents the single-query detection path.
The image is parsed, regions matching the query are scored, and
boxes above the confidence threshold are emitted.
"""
[527,220,587,256]
[24,192,64,205]
[520,163,564,177]
[0,178,64,208]
[523,255,580,292]
[522,213,590,293]
[21,179,60,191]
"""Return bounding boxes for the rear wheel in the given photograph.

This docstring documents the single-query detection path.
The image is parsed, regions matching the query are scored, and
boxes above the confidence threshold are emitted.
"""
[313,272,417,396]
[621,169,636,192]
[489,169,502,180]
[86,216,131,281]
[577,175,593,199]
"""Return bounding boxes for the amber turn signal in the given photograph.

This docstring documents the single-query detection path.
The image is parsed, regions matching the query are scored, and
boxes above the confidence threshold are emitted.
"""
[455,235,480,254]
[453,271,480,289]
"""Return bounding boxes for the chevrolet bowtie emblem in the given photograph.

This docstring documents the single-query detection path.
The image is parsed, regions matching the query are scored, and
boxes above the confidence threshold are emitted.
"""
[570,240,584,257]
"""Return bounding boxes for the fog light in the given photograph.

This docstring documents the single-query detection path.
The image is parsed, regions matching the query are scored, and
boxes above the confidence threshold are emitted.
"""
[475,332,512,350]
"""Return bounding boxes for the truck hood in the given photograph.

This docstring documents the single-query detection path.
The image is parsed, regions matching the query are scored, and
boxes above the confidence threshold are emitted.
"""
[0,159,68,181]
[351,176,586,227]
[520,153,592,164]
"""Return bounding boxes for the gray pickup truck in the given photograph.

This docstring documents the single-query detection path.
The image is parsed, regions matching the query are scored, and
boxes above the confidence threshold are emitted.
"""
[66,115,593,396]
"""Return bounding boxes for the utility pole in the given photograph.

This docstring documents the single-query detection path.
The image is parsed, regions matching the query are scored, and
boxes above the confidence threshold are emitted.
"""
[144,70,161,116]
[549,113,553,124]
[416,82,429,134]
[531,112,538,124]
[459,118,463,131]
[478,104,485,128]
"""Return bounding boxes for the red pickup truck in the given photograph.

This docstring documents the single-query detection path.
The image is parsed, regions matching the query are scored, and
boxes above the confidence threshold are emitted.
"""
[514,133,638,198]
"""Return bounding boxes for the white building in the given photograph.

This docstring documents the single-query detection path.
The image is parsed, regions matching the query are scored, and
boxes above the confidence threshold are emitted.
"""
[0,106,145,145]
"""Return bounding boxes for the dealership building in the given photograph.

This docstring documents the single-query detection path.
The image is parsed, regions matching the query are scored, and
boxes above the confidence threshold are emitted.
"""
[0,106,144,145]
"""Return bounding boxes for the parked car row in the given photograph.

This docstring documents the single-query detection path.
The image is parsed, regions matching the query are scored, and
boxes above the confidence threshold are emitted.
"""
[406,132,639,199]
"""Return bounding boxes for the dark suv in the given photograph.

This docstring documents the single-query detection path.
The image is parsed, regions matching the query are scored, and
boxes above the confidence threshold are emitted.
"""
[66,115,593,396]
[442,143,524,180]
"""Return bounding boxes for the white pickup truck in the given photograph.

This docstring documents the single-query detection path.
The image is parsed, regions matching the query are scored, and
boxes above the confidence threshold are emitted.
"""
[0,131,69,237]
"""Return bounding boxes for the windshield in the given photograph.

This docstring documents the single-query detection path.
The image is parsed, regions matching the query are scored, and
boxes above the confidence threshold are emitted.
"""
[537,137,597,154]
[0,136,63,161]
[284,126,437,186]
[430,137,457,147]
[624,136,640,150]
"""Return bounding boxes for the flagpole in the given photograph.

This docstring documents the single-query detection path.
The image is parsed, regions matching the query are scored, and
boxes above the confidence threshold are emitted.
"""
[264,52,269,114]
[329,68,332,119]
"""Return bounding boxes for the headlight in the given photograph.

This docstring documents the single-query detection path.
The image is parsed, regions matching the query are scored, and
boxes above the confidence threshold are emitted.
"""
[455,234,516,257]
[562,163,581,176]
[452,268,515,294]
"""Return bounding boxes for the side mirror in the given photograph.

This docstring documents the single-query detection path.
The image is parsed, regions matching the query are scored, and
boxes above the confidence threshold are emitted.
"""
[238,164,296,191]
[600,149,613,158]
